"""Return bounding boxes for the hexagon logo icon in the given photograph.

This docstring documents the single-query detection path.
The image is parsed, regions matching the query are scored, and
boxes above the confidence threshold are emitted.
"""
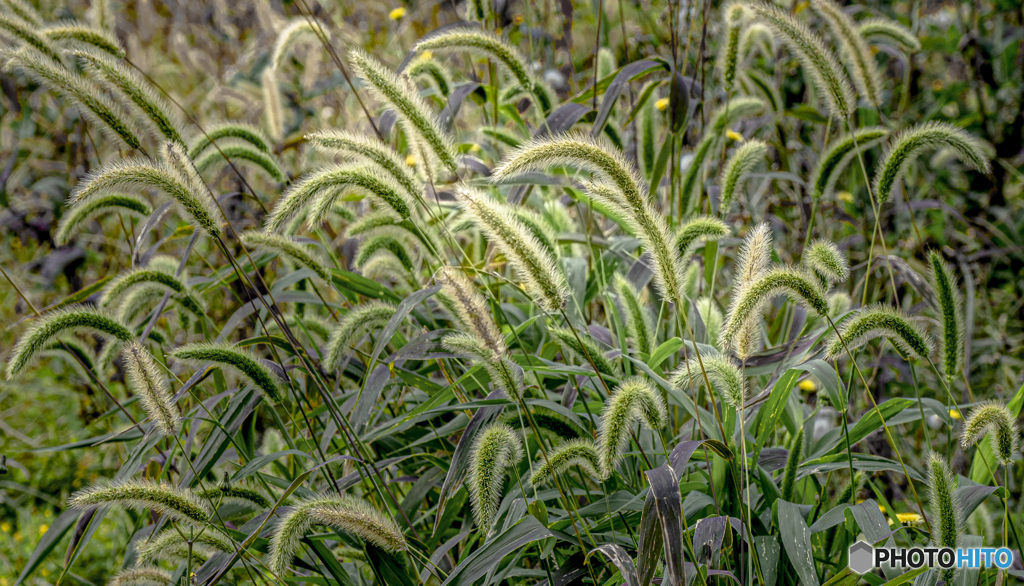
[849,541,874,574]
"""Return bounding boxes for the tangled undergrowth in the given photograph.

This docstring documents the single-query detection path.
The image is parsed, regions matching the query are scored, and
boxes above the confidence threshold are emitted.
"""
[1,0,1023,585]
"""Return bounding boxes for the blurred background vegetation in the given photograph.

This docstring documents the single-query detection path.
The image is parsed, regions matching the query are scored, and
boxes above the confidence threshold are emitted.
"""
[0,0,1022,583]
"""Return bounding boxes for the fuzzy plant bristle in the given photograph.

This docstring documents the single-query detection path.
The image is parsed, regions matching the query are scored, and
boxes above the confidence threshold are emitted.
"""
[6,307,133,379]
[803,240,850,286]
[69,479,211,526]
[597,377,667,476]
[44,21,125,58]
[269,494,406,575]
[613,273,655,355]
[69,156,223,238]
[721,268,829,352]
[960,402,1019,466]
[671,351,746,409]
[123,341,180,437]
[348,48,457,173]
[550,326,618,376]
[927,251,964,383]
[171,342,283,404]
[271,19,328,71]
[858,18,920,52]
[194,141,287,182]
[197,484,272,509]
[495,133,685,305]
[456,185,568,312]
[824,304,934,361]
[106,567,172,586]
[261,67,283,141]
[5,49,141,149]
[324,301,398,369]
[751,3,855,120]
[306,130,421,200]
[416,29,546,111]
[100,268,204,317]
[780,426,804,501]
[266,164,411,233]
[442,332,524,398]
[927,453,961,584]
[188,122,271,159]
[437,267,506,355]
[873,121,991,203]
[55,193,151,246]
[717,3,747,91]
[811,0,881,107]
[530,439,602,485]
[1,0,44,27]
[136,527,235,565]
[719,139,768,213]
[809,127,889,202]
[71,49,183,144]
[409,55,453,97]
[0,15,63,63]
[468,423,523,529]
[240,231,331,281]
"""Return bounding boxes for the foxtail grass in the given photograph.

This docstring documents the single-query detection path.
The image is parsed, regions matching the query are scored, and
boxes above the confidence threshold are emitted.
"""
[171,342,283,404]
[469,423,523,528]
[6,307,133,379]
[873,122,991,203]
[823,304,934,361]
[69,479,211,526]
[123,341,179,436]
[961,402,1019,466]
[269,494,406,575]
[597,377,667,476]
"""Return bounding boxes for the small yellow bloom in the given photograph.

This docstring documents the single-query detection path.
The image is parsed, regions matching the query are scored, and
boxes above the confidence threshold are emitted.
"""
[655,97,670,111]
[0,522,10,533]
[837,191,854,203]
[794,1,810,13]
[799,379,817,392]
[470,143,481,152]
[896,513,924,524]
[39,524,49,535]
[14,532,22,542]
[420,50,432,60]
[40,569,50,578]
[405,155,417,167]
[726,130,744,143]
[931,79,944,92]
[389,7,406,20]
[513,14,524,25]
[950,409,962,421]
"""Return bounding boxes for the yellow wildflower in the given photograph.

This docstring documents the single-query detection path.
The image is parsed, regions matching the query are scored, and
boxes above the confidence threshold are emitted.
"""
[896,513,924,524]
[389,7,406,20]
[405,155,417,166]
[39,524,49,534]
[513,14,524,25]
[40,569,50,578]
[837,191,854,203]
[421,50,432,60]
[949,409,962,421]
[726,130,744,142]
[655,98,670,111]
[799,379,817,392]
[0,522,10,533]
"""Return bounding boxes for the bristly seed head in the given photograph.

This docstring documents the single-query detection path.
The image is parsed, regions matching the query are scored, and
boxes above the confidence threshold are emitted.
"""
[960,402,1019,466]
[469,423,523,529]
